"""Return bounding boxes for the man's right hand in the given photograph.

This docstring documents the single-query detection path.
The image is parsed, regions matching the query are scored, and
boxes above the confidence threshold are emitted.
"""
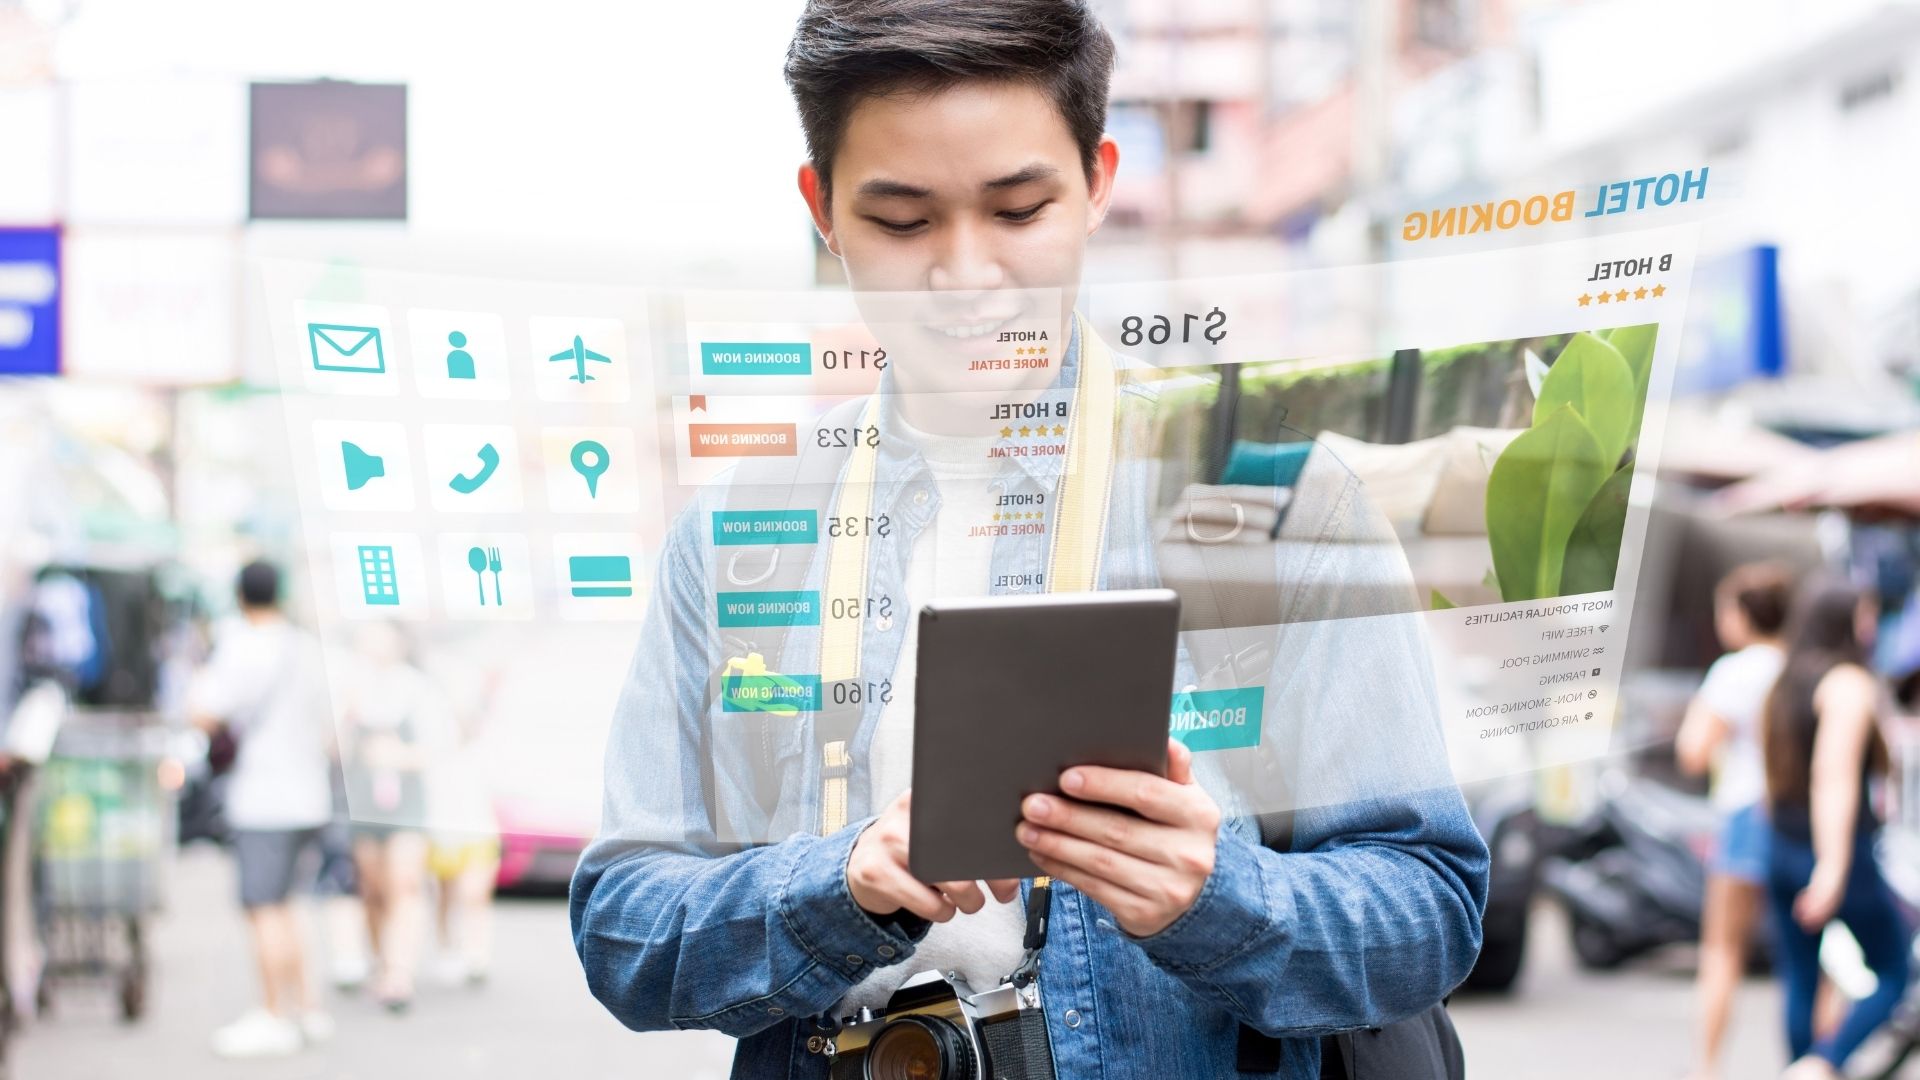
[848,789,1019,924]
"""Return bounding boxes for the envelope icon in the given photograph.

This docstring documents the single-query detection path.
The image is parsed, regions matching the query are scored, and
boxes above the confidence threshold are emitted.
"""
[308,323,386,374]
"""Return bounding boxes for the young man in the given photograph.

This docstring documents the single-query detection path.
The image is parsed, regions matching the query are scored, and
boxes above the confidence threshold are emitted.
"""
[572,3,1487,1077]
[191,560,336,1057]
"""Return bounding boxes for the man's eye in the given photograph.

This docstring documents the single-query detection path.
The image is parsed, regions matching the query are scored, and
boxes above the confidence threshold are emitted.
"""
[870,217,926,234]
[1000,202,1049,222]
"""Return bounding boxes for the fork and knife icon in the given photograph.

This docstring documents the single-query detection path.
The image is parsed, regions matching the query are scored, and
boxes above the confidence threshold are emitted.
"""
[466,546,504,606]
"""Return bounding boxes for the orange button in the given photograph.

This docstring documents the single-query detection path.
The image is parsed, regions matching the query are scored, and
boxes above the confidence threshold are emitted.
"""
[688,423,798,458]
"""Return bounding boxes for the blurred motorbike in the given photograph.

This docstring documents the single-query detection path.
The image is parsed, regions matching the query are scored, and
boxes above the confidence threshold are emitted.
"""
[1540,771,1726,969]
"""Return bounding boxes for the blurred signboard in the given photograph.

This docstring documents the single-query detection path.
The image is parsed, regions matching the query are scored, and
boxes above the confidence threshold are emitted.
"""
[68,80,248,225]
[64,231,237,385]
[1675,244,1783,395]
[0,226,59,375]
[0,86,59,223]
[250,82,407,221]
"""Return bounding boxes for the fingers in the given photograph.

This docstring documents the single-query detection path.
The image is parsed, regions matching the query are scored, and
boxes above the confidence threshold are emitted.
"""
[935,880,989,916]
[986,878,1021,904]
[1024,853,1159,932]
[882,865,958,923]
[1166,738,1194,785]
[1058,765,1213,829]
[1017,820,1161,887]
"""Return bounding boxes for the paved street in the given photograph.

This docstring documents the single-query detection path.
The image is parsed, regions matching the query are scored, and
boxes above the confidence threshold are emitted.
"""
[14,845,1918,1078]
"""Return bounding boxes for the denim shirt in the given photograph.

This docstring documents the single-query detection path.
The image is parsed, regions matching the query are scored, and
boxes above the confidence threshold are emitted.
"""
[571,327,1489,1079]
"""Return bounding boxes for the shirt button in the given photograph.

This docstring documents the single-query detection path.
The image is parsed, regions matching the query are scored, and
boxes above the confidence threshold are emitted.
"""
[912,488,930,506]
[768,1006,785,1017]
[876,944,897,959]
[845,954,864,967]
[875,614,893,632]
[1063,1009,1082,1029]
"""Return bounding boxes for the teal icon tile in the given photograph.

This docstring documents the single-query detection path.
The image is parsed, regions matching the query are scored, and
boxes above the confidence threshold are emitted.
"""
[465,544,504,606]
[548,334,611,383]
[446,330,476,379]
[568,555,633,597]
[309,324,386,374]
[570,439,609,498]
[356,544,400,606]
[448,442,500,494]
[341,441,386,490]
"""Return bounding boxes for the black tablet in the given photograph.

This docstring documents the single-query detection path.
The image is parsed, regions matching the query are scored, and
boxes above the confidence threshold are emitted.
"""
[908,588,1181,883]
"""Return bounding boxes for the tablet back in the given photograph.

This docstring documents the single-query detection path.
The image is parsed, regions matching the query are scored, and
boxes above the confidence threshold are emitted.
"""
[909,589,1180,882]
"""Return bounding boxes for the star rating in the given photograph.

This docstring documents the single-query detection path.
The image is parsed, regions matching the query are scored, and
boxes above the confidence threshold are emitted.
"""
[999,426,1013,438]
[990,511,1043,522]
[1017,425,1032,437]
[1576,281,1667,307]
[1051,424,1065,436]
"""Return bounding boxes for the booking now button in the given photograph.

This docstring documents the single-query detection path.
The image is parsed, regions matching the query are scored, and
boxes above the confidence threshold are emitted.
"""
[713,509,818,546]
[1169,688,1264,752]
[721,673,822,713]
[701,342,812,376]
[688,423,799,458]
[717,590,820,628]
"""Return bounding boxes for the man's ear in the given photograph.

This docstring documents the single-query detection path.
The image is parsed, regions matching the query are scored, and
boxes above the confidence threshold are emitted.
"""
[1085,136,1120,236]
[798,163,841,257]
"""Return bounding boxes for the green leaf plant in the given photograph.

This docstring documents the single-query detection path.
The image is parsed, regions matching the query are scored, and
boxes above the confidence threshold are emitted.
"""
[1483,327,1654,602]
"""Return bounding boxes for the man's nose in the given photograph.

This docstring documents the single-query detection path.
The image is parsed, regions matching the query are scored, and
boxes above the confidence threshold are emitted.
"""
[927,221,1006,294]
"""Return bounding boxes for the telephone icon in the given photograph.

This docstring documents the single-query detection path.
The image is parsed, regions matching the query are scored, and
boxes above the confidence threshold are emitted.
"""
[449,443,501,494]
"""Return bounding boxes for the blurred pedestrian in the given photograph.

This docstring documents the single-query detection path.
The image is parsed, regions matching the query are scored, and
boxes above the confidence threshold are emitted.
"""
[1764,578,1911,1080]
[425,680,500,989]
[1676,562,1791,1080]
[339,622,445,1013]
[189,560,335,1057]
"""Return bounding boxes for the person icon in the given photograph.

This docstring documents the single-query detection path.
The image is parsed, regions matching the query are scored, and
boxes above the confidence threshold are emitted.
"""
[446,331,475,380]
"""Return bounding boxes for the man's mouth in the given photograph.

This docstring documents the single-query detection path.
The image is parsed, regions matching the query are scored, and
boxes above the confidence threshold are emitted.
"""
[927,310,1021,341]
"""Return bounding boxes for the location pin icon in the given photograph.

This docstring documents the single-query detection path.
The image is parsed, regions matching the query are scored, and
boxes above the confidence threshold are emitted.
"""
[570,439,610,498]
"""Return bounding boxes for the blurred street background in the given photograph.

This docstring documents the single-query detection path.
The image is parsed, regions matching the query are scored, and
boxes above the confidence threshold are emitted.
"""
[4,0,1920,1076]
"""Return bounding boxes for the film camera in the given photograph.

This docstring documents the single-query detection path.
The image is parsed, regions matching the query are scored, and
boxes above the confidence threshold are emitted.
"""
[822,969,1056,1080]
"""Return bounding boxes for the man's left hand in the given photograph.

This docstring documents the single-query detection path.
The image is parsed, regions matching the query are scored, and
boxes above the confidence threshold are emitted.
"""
[1015,737,1221,937]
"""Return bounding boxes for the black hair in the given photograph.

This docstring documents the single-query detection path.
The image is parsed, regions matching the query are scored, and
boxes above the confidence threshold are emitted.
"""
[785,0,1116,194]
[1763,576,1886,808]
[237,559,280,609]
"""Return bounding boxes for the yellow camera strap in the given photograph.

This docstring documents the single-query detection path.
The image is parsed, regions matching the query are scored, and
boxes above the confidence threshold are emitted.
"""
[814,314,1118,833]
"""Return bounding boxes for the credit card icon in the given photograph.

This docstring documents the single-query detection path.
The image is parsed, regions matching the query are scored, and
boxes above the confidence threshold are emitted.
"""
[568,555,633,597]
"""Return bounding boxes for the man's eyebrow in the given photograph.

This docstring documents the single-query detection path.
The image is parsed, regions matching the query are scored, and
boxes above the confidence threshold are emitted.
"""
[984,163,1058,190]
[854,178,932,199]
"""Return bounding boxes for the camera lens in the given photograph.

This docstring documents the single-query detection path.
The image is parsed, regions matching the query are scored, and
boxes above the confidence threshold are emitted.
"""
[865,1015,975,1080]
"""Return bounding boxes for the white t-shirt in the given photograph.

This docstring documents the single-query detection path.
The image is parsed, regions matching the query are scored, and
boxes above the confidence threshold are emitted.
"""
[842,421,1026,1012]
[191,616,333,831]
[1696,642,1785,812]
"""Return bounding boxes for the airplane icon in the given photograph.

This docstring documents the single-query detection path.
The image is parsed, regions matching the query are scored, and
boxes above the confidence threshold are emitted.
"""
[548,335,611,383]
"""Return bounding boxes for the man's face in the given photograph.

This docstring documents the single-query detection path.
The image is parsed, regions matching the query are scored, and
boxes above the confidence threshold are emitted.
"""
[801,79,1117,397]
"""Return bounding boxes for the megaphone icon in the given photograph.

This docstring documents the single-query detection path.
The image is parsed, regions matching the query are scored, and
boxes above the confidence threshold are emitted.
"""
[342,441,386,491]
